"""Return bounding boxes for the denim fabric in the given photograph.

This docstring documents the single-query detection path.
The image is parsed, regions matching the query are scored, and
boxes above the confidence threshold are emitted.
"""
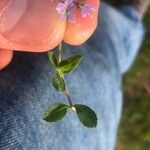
[0,3,144,150]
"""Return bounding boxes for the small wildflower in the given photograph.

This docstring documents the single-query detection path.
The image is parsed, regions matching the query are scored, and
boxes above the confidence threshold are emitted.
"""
[56,0,97,23]
[80,3,96,18]
[56,0,76,23]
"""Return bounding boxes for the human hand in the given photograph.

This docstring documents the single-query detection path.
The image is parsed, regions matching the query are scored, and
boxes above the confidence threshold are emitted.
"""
[0,0,100,70]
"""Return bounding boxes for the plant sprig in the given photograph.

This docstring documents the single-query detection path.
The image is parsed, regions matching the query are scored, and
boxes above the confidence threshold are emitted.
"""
[43,43,98,128]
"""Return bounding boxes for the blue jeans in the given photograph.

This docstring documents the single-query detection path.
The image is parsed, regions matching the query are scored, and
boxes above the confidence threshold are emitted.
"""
[0,3,144,150]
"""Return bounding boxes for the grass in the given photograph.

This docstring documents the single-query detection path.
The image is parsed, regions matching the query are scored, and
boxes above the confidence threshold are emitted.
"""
[116,8,150,150]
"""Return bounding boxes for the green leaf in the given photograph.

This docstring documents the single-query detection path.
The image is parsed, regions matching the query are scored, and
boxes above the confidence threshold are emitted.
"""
[58,55,83,74]
[43,102,69,122]
[48,51,58,67]
[52,72,66,92]
[74,104,98,128]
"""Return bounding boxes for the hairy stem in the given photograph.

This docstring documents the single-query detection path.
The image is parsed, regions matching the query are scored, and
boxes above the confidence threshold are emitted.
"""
[64,87,74,107]
[58,42,62,63]
[58,42,74,107]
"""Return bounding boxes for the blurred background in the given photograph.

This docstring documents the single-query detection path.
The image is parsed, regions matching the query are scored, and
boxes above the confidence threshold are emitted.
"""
[104,0,150,149]
[117,11,150,150]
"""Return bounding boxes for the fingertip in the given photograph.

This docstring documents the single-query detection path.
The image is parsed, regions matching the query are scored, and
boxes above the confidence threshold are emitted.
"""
[63,0,100,45]
[0,49,13,70]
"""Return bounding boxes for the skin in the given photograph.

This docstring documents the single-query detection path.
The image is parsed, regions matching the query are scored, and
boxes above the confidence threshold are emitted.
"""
[0,0,100,70]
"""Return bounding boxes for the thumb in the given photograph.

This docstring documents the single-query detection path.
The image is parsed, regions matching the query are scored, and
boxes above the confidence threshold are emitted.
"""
[0,0,66,52]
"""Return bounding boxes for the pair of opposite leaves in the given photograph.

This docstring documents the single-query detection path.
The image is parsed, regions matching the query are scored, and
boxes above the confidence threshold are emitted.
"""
[0,0,100,69]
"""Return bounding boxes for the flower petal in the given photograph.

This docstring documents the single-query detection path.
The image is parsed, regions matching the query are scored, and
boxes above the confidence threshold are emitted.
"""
[63,0,100,45]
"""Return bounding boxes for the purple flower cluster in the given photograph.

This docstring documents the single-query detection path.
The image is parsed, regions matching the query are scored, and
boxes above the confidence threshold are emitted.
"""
[56,0,96,23]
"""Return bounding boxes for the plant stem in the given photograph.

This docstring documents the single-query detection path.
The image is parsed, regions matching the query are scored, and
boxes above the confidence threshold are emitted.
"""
[58,42,62,62]
[58,43,74,108]
[64,87,74,107]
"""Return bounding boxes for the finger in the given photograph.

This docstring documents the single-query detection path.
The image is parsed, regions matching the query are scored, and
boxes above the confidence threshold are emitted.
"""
[64,0,100,45]
[0,0,66,52]
[0,49,13,70]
